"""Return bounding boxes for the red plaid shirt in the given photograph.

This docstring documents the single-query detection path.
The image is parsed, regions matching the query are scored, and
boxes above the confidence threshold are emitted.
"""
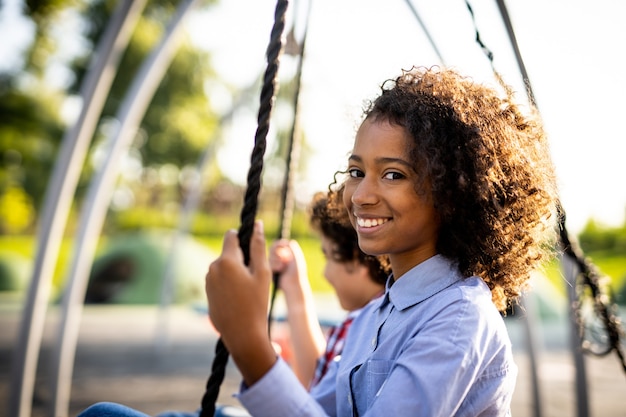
[309,311,357,389]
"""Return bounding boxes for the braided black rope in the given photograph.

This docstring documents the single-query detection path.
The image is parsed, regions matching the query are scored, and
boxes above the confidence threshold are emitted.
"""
[464,1,495,67]
[558,205,626,373]
[199,1,289,415]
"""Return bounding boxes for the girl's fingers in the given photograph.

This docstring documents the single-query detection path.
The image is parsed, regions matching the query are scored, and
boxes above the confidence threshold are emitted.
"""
[221,229,243,263]
[249,221,270,280]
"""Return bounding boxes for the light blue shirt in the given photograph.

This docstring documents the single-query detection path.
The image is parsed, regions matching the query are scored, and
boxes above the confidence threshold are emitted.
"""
[238,255,517,416]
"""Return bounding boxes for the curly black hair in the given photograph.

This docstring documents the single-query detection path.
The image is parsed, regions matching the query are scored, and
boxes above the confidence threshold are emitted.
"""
[309,189,390,286]
[355,66,559,311]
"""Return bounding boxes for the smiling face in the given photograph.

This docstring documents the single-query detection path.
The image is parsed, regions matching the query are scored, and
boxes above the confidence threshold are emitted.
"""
[343,118,440,279]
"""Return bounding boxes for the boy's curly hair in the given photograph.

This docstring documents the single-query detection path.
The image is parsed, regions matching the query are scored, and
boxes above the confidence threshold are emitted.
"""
[363,66,559,311]
[309,189,390,286]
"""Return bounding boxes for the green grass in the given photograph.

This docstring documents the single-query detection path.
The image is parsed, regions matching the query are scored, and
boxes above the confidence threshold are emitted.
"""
[1,235,33,257]
[2,234,623,301]
[0,234,333,302]
[0,235,73,291]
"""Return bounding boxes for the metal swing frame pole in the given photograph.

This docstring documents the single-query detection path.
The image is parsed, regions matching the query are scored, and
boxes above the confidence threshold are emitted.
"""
[155,82,259,350]
[7,2,145,416]
[48,1,199,415]
[561,252,591,417]
[492,1,551,415]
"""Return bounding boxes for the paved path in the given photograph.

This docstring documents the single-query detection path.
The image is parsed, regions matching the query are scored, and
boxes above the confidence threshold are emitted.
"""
[1,303,625,417]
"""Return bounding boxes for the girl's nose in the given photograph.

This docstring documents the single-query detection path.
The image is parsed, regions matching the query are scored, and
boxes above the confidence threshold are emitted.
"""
[350,176,377,206]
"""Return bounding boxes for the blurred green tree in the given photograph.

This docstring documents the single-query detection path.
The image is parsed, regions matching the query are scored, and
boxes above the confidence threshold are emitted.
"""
[0,0,71,231]
[0,0,225,234]
[0,0,312,236]
[72,0,220,169]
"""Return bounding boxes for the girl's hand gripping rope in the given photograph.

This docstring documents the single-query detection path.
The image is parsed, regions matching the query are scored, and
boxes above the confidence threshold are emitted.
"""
[205,220,278,386]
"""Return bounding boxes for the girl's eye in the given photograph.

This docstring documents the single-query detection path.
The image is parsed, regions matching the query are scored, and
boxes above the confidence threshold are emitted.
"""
[348,168,364,178]
[384,171,404,180]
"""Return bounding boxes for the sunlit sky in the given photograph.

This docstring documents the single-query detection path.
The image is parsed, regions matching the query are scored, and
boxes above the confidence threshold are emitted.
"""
[187,0,626,234]
[2,0,625,234]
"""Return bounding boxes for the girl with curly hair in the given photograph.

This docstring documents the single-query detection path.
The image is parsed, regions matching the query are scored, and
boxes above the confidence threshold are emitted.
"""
[205,66,559,416]
[269,189,389,388]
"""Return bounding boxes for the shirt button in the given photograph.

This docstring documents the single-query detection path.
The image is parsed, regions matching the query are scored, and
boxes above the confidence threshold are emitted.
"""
[371,337,376,348]
[347,395,352,405]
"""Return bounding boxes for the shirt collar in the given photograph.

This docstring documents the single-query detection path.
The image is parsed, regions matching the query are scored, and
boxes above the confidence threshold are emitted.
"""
[380,255,463,311]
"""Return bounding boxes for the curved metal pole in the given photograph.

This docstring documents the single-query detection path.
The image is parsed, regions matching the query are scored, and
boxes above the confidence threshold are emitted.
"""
[491,2,546,415]
[49,1,199,415]
[154,144,216,351]
[402,0,446,65]
[520,293,544,417]
[561,253,590,417]
[155,83,258,350]
[494,0,537,107]
[8,2,145,416]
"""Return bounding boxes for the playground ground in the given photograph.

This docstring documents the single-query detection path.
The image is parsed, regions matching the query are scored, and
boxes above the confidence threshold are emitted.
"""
[0,299,625,417]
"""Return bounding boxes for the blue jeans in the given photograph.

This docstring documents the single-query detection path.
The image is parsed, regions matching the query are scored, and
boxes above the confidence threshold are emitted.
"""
[77,402,250,417]
[77,403,151,417]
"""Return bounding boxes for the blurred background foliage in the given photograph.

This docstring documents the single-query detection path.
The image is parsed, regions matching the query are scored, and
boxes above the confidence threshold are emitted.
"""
[0,0,624,306]
[0,0,323,304]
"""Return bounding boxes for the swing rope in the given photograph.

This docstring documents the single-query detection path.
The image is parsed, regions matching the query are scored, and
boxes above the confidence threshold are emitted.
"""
[268,0,311,324]
[558,205,626,372]
[466,0,626,374]
[199,1,289,415]
[464,1,495,71]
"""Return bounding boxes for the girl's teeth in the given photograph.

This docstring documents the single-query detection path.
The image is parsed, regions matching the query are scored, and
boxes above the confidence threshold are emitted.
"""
[358,218,387,227]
